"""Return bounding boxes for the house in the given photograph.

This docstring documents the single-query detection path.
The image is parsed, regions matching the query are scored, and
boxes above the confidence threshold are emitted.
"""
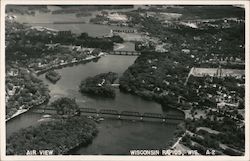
[193,36,201,41]
[152,66,157,69]
[72,46,82,52]
[181,49,190,54]
[46,43,60,50]
[163,80,170,85]
[6,85,20,96]
[178,96,187,104]
[38,62,45,68]
[97,79,105,86]
[7,68,19,76]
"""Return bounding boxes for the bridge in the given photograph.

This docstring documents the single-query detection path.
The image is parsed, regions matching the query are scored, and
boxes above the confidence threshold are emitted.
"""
[111,29,137,34]
[33,107,184,123]
[108,51,141,56]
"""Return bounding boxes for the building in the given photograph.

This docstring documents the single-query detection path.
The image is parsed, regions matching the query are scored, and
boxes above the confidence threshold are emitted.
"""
[7,68,19,76]
[181,49,191,54]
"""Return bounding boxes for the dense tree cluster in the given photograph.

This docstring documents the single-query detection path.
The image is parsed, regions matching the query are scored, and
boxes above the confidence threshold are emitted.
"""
[119,51,189,109]
[45,70,61,83]
[79,72,118,98]
[6,116,98,155]
[50,97,80,116]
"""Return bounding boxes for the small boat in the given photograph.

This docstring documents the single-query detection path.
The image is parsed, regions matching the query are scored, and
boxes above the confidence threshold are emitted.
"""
[98,118,104,121]
[95,117,105,123]
[42,114,52,118]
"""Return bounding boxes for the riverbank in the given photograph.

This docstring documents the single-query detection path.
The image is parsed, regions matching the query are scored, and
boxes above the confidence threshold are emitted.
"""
[35,52,105,75]
[5,109,28,122]
[5,97,48,122]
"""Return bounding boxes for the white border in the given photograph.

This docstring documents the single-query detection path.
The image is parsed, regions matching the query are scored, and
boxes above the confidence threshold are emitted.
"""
[0,1,249,161]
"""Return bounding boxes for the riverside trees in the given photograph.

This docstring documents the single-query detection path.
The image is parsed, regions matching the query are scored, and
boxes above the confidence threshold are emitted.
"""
[79,72,118,98]
[50,97,80,116]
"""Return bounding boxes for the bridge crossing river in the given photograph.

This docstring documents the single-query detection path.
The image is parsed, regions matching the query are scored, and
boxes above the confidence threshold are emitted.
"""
[108,50,141,56]
[33,107,184,123]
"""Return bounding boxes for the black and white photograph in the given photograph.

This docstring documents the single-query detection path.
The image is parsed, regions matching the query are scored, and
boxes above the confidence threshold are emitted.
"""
[1,0,249,160]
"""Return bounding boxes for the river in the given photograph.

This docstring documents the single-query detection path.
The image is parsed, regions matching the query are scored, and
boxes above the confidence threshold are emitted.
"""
[6,55,183,154]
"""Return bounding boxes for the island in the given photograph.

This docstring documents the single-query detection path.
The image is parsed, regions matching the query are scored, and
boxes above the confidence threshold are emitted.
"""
[45,70,61,83]
[79,72,118,98]
[6,116,98,155]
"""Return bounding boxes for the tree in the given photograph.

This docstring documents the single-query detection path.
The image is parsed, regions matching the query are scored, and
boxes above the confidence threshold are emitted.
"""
[238,101,244,109]
[91,48,101,56]
[78,33,89,39]
[50,97,80,116]
[110,35,124,43]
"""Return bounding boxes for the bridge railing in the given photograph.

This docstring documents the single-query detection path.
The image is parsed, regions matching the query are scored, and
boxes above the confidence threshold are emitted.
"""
[143,113,163,118]
[121,111,140,117]
[112,29,137,33]
[99,109,119,115]
[80,108,97,113]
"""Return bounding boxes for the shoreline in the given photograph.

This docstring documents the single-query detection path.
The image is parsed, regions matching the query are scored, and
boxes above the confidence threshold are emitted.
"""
[5,98,48,122]
[35,53,105,75]
[5,109,28,122]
